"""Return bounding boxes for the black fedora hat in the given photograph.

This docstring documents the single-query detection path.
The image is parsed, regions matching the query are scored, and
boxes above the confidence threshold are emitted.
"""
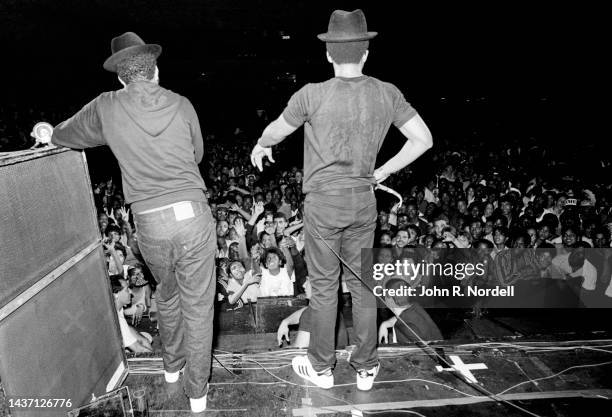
[103,32,162,72]
[317,9,377,43]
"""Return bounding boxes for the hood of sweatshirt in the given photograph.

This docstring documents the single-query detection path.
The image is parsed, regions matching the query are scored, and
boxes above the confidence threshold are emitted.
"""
[117,81,181,137]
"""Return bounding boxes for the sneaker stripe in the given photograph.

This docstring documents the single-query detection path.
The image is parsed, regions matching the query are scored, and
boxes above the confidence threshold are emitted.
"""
[293,356,334,389]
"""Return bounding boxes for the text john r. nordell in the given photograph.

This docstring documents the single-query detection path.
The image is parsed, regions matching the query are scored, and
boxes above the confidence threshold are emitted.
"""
[373,285,515,297]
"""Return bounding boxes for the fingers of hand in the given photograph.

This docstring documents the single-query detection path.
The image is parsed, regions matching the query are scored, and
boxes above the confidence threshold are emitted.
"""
[250,153,258,169]
[265,149,275,163]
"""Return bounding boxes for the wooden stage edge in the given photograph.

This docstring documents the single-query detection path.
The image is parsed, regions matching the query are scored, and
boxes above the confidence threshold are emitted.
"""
[291,389,612,416]
[293,389,612,416]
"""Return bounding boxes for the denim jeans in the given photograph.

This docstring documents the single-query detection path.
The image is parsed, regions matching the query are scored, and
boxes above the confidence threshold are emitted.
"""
[304,187,378,372]
[134,201,216,399]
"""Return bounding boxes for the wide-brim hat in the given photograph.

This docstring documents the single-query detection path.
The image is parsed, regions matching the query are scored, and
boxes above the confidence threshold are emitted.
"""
[103,32,162,72]
[317,9,377,43]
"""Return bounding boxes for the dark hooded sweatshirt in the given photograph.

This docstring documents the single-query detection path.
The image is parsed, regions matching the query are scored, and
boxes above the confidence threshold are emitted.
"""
[52,81,206,213]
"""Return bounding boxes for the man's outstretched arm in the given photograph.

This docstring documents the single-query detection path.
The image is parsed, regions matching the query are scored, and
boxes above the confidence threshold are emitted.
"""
[374,114,433,183]
[250,115,299,171]
[258,114,299,147]
[51,96,106,149]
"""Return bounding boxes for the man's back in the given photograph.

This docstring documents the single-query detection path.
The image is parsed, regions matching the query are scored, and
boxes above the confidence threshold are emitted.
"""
[52,32,216,412]
[249,9,433,392]
[52,81,206,212]
[282,76,416,193]
[396,303,443,343]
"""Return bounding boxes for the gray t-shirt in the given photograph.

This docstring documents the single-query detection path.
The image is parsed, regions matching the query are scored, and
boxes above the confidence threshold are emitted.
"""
[282,75,417,194]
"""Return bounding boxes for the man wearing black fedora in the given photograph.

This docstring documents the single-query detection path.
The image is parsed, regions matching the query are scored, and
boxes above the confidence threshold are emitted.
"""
[52,32,215,413]
[250,9,433,390]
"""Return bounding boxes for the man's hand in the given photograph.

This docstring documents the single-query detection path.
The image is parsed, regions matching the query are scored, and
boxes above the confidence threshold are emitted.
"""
[283,222,303,237]
[443,231,455,243]
[250,143,275,172]
[105,207,117,223]
[118,207,130,222]
[131,304,144,326]
[378,323,390,344]
[284,237,296,249]
[279,237,294,250]
[373,167,390,184]
[234,218,246,237]
[245,273,262,286]
[454,234,470,248]
[277,320,290,347]
[252,201,265,216]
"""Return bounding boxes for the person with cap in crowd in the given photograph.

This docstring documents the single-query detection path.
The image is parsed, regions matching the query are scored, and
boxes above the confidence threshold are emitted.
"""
[250,9,433,391]
[51,32,215,414]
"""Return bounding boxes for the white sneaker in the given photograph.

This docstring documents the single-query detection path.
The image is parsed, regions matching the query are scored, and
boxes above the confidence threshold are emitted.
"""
[356,364,379,391]
[164,370,180,383]
[292,355,334,389]
[189,394,207,413]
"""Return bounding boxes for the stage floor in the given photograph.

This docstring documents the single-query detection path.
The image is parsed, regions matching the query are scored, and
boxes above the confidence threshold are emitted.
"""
[121,308,612,416]
[2,308,612,416]
[124,339,612,416]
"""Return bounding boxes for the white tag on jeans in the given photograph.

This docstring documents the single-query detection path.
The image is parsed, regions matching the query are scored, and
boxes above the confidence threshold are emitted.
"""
[173,202,195,221]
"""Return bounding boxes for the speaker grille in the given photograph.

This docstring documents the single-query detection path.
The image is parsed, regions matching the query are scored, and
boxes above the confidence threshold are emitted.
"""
[0,149,99,306]
[0,246,125,417]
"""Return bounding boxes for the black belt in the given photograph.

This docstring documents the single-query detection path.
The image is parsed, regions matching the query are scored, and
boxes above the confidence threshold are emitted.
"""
[310,185,373,196]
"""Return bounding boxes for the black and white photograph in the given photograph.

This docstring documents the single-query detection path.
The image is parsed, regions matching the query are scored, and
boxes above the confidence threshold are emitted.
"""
[0,1,609,416]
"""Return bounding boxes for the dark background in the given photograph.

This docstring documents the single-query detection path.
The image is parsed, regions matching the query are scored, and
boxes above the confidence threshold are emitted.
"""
[0,0,603,155]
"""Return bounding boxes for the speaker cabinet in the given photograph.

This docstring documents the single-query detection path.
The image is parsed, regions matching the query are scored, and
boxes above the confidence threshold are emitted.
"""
[0,148,126,417]
[0,148,100,306]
